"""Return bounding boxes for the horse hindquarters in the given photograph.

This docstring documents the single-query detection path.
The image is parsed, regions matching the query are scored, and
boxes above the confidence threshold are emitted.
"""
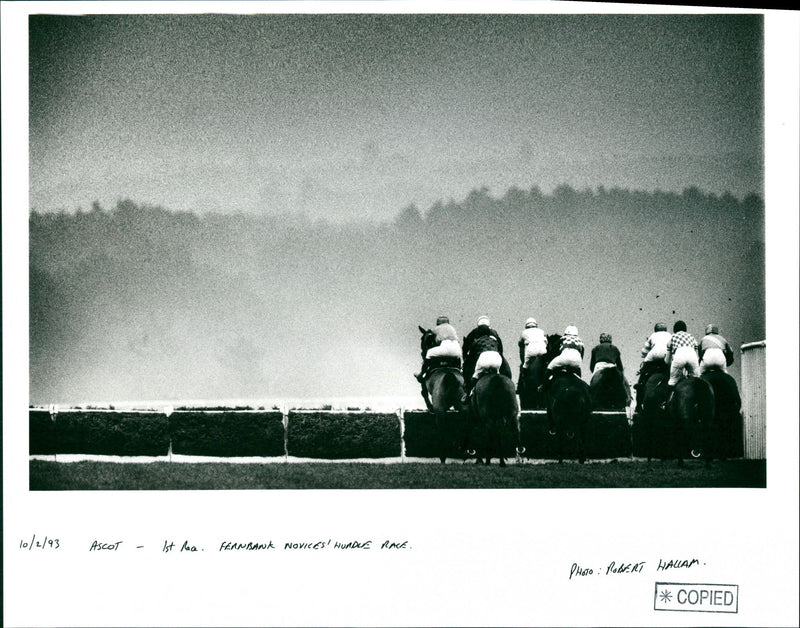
[473,374,519,465]
[551,379,591,463]
[519,356,549,410]
[701,369,741,460]
[428,370,467,463]
[590,368,629,410]
[671,378,715,465]
[640,372,669,460]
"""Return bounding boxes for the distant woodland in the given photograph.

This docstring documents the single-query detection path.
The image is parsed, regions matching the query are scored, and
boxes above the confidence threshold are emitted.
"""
[29,186,765,404]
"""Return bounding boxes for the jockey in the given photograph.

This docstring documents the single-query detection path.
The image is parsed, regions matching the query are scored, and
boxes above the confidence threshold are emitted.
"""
[518,317,548,379]
[590,332,623,375]
[462,315,510,394]
[424,315,461,365]
[633,322,672,406]
[699,324,734,374]
[639,322,672,367]
[662,320,700,408]
[415,316,461,409]
[546,325,584,378]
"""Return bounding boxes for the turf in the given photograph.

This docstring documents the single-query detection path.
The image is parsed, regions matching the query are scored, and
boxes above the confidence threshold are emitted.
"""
[29,459,766,490]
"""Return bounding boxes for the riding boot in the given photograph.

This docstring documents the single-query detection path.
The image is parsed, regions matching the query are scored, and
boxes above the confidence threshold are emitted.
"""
[517,366,527,393]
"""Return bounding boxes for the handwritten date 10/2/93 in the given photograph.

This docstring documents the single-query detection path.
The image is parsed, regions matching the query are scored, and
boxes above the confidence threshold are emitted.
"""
[19,534,60,550]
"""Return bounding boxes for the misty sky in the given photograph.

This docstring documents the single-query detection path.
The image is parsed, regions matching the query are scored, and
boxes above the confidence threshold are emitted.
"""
[30,13,763,220]
[20,8,780,406]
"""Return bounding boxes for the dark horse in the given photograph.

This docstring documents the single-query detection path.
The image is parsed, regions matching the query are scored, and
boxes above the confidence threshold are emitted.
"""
[545,369,592,463]
[518,333,562,410]
[418,327,468,463]
[669,376,716,466]
[469,370,522,466]
[701,366,742,461]
[637,365,670,461]
[589,366,632,411]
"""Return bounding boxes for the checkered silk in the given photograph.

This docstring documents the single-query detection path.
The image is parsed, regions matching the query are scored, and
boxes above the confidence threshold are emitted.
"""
[667,331,697,352]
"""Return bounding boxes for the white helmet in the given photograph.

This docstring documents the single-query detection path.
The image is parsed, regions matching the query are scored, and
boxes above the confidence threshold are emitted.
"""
[477,315,490,327]
[564,325,578,336]
[525,317,537,328]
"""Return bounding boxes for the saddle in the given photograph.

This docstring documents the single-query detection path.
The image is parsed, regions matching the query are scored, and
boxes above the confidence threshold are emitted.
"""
[552,366,581,378]
[539,366,580,393]
[425,355,461,377]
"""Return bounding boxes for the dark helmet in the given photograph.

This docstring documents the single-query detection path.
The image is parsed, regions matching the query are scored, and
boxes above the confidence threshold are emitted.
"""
[673,320,687,333]
[654,322,667,332]
[436,315,450,325]
[599,333,612,343]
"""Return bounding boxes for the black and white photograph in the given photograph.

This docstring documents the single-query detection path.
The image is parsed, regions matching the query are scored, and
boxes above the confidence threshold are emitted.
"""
[3,2,798,627]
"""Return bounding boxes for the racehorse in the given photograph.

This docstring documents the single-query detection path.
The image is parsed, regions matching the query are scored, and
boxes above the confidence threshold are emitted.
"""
[637,368,670,461]
[418,327,468,463]
[469,369,522,466]
[669,376,716,466]
[545,369,592,463]
[701,366,742,461]
[518,333,562,410]
[589,365,632,410]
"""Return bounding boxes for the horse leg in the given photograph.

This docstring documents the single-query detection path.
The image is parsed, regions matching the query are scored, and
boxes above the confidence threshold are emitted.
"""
[578,431,586,464]
[438,414,447,465]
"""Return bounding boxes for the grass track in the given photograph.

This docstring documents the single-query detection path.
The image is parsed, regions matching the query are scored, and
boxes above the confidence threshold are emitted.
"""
[30,459,766,490]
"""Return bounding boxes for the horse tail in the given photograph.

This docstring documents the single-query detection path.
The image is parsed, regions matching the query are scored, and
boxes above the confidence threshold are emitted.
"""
[485,374,517,415]
[441,370,465,409]
[698,379,715,420]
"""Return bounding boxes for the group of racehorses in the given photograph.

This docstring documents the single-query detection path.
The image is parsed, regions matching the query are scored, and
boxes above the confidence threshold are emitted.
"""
[418,327,742,466]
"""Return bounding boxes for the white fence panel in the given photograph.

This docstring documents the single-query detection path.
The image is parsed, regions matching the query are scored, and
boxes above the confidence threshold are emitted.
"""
[740,341,766,460]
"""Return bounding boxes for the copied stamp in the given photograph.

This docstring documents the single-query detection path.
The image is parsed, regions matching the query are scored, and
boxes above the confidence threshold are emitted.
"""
[654,582,738,613]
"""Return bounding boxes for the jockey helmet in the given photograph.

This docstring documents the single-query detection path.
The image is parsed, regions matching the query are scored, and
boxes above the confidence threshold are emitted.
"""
[564,325,578,336]
[673,320,687,333]
[477,315,490,327]
[599,332,611,343]
[705,324,719,335]
[525,317,537,328]
[654,322,667,332]
[436,315,450,325]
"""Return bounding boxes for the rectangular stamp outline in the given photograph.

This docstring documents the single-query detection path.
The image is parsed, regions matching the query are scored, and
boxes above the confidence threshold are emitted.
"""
[654,582,739,614]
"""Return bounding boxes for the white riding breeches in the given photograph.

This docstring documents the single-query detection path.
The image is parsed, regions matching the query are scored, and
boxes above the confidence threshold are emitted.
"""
[522,341,547,368]
[643,344,669,362]
[473,350,503,380]
[668,346,700,386]
[699,347,727,373]
[547,348,582,372]
[426,339,462,361]
[592,361,617,376]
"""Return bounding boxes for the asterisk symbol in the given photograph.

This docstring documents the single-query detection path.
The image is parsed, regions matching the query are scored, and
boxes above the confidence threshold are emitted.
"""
[659,590,673,603]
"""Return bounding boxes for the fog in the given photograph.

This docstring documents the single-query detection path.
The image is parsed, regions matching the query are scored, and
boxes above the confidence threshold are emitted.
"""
[29,186,764,406]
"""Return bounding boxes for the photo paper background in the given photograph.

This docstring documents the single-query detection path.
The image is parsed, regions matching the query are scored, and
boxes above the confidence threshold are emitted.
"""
[3,2,799,627]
